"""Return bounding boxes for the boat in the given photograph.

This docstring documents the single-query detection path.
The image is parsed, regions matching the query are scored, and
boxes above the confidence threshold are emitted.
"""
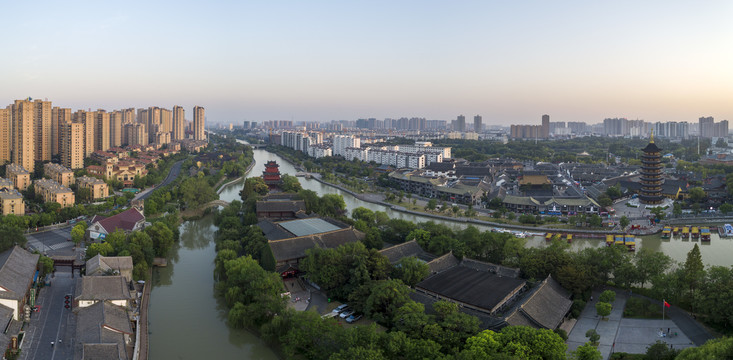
[700,227,711,242]
[672,227,679,236]
[545,233,553,241]
[725,224,733,237]
[606,234,614,246]
[511,231,527,238]
[691,227,699,240]
[681,226,690,239]
[613,235,636,251]
[566,234,573,243]
[661,227,671,239]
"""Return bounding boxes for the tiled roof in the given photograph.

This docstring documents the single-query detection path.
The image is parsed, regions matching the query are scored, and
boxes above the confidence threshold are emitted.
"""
[76,301,132,360]
[74,276,132,302]
[256,200,306,214]
[505,275,572,330]
[268,228,364,262]
[96,208,144,234]
[0,246,39,301]
[86,255,133,276]
[379,240,435,264]
[427,252,460,274]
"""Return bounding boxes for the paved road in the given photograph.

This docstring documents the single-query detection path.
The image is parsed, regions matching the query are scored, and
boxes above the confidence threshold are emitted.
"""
[135,160,184,201]
[21,271,77,360]
[25,227,74,255]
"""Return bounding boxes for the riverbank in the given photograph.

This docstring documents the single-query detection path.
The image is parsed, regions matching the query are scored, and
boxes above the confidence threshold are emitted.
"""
[216,159,256,194]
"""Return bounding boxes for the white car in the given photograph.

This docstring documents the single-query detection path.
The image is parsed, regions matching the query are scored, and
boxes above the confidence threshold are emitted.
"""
[340,309,355,319]
[332,304,348,313]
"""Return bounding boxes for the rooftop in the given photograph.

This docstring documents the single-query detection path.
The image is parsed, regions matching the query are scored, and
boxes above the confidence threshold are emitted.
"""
[416,265,525,313]
[278,218,341,237]
[74,276,132,302]
[0,246,39,301]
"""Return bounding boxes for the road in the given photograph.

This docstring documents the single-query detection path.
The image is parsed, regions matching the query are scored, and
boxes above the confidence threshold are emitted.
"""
[134,160,184,201]
[21,270,77,360]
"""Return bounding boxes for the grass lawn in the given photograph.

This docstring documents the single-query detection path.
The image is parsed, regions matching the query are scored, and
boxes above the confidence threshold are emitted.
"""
[623,297,663,319]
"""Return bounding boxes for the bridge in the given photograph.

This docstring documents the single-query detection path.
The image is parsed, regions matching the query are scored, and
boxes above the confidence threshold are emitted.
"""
[248,143,267,149]
[201,200,231,209]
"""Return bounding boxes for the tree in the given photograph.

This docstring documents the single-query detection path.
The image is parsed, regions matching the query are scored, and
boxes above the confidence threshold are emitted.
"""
[76,187,92,203]
[572,343,602,360]
[86,242,114,259]
[352,207,375,224]
[280,174,302,193]
[635,248,672,287]
[673,202,682,217]
[715,138,728,148]
[599,290,616,304]
[0,225,30,252]
[584,329,600,346]
[71,223,86,245]
[392,256,430,286]
[598,195,612,207]
[688,187,706,203]
[38,255,54,277]
[363,279,412,326]
[180,176,218,208]
[646,340,680,360]
[240,177,269,200]
[684,244,705,300]
[605,185,623,199]
[426,199,437,211]
[595,302,612,319]
[720,203,733,215]
[649,206,666,221]
[589,214,602,227]
[461,327,567,360]
[619,216,630,229]
[676,336,733,359]
[145,222,175,257]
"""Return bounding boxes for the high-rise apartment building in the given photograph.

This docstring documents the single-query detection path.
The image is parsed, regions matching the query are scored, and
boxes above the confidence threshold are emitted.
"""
[61,122,84,169]
[160,108,172,133]
[96,110,110,151]
[34,99,52,162]
[193,106,205,140]
[73,110,96,157]
[473,115,482,133]
[110,111,123,148]
[11,99,36,172]
[52,107,71,157]
[541,114,550,138]
[125,123,147,146]
[0,107,10,164]
[172,106,185,141]
[456,115,466,132]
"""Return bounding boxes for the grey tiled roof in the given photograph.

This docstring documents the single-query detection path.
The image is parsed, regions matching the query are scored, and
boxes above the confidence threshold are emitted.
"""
[86,255,133,276]
[378,240,435,264]
[74,276,132,302]
[426,252,459,274]
[0,246,39,301]
[75,301,132,360]
[268,228,365,262]
[504,275,572,330]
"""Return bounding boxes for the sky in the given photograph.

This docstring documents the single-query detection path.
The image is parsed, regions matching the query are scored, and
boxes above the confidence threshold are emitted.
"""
[2,1,732,125]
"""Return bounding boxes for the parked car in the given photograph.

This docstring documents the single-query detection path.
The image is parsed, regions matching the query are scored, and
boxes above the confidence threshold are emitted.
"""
[340,309,355,319]
[332,304,349,314]
[346,314,363,323]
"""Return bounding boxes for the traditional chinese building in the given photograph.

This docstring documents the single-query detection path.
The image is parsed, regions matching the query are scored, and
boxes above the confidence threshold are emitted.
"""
[640,132,664,205]
[262,161,282,190]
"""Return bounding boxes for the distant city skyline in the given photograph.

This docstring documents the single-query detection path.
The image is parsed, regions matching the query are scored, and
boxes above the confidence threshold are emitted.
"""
[2,1,732,124]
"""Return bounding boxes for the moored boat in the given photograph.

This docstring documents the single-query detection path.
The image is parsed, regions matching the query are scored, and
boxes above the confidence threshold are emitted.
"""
[661,226,671,239]
[672,227,679,235]
[606,234,614,246]
[545,233,553,241]
[700,227,711,242]
[691,227,699,240]
[682,226,690,239]
[724,224,733,237]
[566,234,573,243]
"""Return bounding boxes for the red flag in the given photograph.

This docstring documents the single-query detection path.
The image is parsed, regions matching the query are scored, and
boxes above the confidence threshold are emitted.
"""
[664,300,671,308]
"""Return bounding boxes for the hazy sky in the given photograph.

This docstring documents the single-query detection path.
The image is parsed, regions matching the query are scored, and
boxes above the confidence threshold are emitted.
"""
[2,1,732,125]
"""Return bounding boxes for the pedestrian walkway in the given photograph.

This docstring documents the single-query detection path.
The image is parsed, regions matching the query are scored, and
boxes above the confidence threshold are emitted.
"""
[566,289,694,359]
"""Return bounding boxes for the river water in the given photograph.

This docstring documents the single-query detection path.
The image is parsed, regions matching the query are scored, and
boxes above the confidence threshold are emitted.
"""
[149,144,733,359]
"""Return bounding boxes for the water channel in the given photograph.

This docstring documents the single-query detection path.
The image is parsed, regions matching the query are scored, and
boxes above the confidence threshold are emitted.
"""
[149,143,733,359]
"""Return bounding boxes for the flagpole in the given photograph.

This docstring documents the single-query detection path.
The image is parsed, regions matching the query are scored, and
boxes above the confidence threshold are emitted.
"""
[662,299,665,323]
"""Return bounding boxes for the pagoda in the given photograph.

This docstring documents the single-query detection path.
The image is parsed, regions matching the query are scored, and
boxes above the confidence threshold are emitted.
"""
[262,161,283,190]
[639,130,664,205]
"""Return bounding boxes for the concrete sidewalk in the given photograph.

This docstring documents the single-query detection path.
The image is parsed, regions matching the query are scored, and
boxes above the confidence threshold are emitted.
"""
[566,289,695,359]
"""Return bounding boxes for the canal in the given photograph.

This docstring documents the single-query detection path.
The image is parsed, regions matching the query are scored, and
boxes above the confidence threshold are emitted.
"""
[149,143,733,359]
